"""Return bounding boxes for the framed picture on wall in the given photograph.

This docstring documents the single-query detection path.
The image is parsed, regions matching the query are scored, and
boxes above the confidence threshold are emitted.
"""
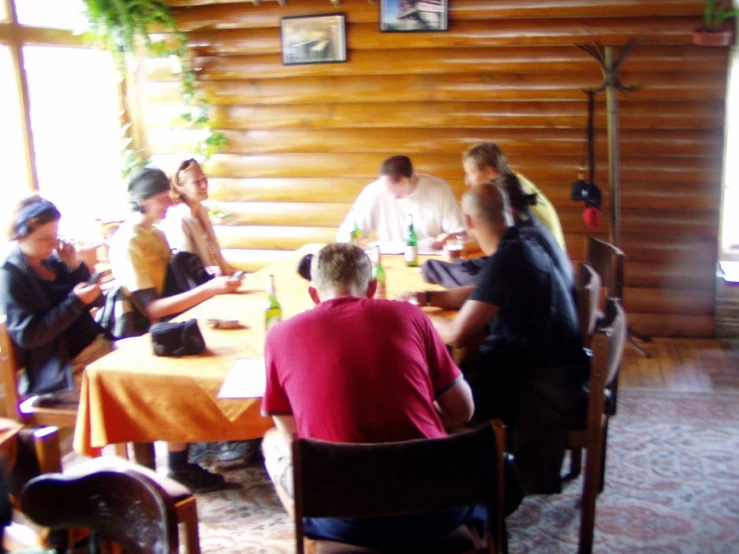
[281,14,347,65]
[380,0,448,32]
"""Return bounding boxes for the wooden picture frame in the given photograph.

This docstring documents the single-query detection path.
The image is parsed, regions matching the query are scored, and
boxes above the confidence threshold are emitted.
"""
[380,0,448,32]
[281,14,347,65]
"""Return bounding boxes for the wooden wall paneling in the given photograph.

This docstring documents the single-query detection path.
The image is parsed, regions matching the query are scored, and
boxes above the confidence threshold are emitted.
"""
[136,0,727,336]
[142,100,726,131]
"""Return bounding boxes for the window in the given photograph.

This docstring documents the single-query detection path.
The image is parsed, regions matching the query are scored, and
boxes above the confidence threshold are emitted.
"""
[24,45,126,238]
[0,45,32,239]
[1,0,127,247]
[14,0,86,30]
[720,47,739,261]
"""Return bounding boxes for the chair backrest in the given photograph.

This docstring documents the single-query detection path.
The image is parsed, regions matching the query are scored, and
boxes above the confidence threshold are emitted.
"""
[21,467,179,554]
[0,318,23,420]
[587,298,627,426]
[576,262,602,347]
[293,420,506,554]
[586,237,625,302]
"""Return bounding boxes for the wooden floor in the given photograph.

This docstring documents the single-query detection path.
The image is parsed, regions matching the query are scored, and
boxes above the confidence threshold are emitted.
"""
[621,337,739,392]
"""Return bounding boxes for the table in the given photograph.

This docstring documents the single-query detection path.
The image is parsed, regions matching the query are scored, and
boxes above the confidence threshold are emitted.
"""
[73,245,449,459]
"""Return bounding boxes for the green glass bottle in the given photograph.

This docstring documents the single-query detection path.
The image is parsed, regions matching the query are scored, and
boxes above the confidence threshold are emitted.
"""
[405,214,418,267]
[264,274,283,330]
[371,245,387,299]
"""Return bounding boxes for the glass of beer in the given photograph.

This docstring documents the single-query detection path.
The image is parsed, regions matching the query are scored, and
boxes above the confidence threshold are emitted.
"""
[444,234,464,262]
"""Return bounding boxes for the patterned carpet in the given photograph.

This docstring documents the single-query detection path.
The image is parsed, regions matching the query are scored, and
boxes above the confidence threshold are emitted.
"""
[66,388,739,553]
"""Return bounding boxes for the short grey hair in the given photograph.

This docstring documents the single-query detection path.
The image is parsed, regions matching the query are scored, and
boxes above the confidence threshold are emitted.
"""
[461,183,513,227]
[310,243,372,296]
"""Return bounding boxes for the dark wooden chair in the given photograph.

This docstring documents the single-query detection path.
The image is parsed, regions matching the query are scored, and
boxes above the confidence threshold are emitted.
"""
[587,235,648,358]
[576,262,602,349]
[292,420,507,554]
[2,424,201,554]
[21,465,179,554]
[0,317,77,429]
[567,298,626,554]
[569,261,603,477]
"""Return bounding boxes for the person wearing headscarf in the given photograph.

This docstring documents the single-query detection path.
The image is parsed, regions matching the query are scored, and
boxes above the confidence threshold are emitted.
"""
[107,166,241,493]
[108,167,240,324]
[0,195,112,401]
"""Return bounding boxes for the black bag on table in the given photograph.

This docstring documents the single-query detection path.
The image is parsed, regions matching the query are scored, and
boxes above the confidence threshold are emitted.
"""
[164,250,214,297]
[150,318,206,357]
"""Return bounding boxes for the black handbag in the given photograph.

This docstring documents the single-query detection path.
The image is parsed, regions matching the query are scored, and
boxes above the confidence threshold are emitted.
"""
[95,284,151,339]
[164,251,214,297]
[150,319,206,357]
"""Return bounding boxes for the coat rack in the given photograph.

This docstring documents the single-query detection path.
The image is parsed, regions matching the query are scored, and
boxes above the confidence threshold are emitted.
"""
[576,40,652,358]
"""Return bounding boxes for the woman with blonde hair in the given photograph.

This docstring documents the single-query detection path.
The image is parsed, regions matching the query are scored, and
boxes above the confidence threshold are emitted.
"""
[160,158,232,276]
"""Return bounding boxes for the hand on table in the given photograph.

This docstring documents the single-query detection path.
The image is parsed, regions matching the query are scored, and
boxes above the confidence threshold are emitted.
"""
[206,276,242,295]
[395,291,422,306]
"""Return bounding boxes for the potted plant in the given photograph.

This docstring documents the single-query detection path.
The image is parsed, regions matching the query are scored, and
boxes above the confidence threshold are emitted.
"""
[693,0,739,46]
[81,0,226,161]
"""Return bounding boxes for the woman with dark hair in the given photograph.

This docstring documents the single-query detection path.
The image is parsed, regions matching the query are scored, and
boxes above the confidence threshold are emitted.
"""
[108,167,241,492]
[0,195,111,402]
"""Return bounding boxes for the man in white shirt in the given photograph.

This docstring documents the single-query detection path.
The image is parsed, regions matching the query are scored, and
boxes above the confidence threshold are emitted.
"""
[337,156,463,251]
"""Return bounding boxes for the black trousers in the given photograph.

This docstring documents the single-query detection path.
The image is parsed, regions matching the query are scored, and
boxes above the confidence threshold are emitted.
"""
[464,352,582,495]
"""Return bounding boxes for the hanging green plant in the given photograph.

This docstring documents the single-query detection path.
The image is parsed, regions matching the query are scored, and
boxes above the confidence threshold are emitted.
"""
[81,0,227,163]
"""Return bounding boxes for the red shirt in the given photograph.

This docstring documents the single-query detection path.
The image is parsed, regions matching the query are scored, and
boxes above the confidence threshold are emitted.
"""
[263,297,462,443]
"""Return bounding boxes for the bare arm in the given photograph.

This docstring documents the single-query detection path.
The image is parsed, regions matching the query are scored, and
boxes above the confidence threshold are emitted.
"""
[429,299,499,348]
[273,415,298,440]
[436,377,474,426]
[142,276,240,320]
[398,286,474,310]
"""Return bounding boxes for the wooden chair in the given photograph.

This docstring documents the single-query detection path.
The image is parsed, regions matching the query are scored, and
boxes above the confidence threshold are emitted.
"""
[4,425,201,554]
[587,236,649,357]
[576,262,602,349]
[292,420,507,554]
[2,424,64,552]
[567,298,626,554]
[0,317,77,429]
[568,262,603,478]
[21,465,179,554]
[0,316,130,461]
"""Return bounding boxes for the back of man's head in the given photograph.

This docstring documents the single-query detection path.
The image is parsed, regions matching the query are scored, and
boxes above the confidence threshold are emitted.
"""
[493,172,537,215]
[463,143,510,174]
[311,243,372,297]
[462,183,514,228]
[380,156,413,181]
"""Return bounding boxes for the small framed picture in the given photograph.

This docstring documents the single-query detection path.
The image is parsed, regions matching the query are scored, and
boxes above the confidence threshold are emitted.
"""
[380,0,448,32]
[280,14,347,65]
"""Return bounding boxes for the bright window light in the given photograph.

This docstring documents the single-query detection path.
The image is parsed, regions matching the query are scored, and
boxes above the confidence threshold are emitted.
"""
[0,46,33,244]
[15,0,87,31]
[24,45,126,242]
[721,51,739,260]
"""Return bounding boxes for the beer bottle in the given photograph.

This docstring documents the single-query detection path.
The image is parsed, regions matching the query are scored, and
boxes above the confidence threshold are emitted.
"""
[264,274,283,330]
[405,214,418,267]
[371,245,387,299]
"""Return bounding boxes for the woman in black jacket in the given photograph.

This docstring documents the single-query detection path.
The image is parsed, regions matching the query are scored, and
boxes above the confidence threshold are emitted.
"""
[0,195,111,402]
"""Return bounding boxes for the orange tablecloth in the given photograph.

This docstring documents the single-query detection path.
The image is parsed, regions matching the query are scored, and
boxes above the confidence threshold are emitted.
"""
[74,245,447,456]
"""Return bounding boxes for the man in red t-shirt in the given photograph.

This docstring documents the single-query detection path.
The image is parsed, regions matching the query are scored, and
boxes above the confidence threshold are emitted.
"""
[262,243,480,549]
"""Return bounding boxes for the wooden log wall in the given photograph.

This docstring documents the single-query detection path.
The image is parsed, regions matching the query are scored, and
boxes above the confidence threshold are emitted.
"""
[138,0,730,337]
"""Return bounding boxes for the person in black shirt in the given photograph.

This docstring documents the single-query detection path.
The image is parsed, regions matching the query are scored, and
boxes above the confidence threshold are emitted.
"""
[0,195,110,401]
[421,172,574,292]
[405,184,587,494]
